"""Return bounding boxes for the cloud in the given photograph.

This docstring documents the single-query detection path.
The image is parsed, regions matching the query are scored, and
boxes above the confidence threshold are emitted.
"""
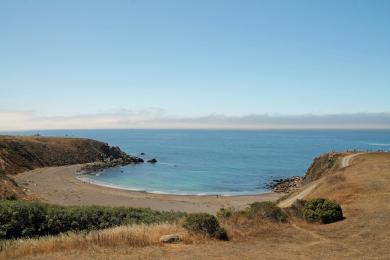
[1,110,390,131]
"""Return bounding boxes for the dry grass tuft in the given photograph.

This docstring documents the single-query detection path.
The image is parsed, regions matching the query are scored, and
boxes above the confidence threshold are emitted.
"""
[0,223,208,259]
[325,173,346,186]
[219,213,287,241]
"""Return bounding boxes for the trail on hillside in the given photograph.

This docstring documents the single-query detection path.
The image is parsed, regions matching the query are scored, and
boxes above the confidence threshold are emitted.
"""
[340,153,362,168]
[277,181,319,208]
[278,153,362,208]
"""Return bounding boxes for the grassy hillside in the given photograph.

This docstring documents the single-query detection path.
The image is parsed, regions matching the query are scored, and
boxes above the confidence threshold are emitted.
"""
[0,136,140,199]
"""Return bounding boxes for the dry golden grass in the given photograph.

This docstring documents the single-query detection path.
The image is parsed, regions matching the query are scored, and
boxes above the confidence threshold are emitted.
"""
[0,209,289,259]
[0,223,208,260]
[218,211,288,241]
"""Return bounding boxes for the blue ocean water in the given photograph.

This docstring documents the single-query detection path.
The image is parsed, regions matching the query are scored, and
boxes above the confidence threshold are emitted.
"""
[4,130,390,195]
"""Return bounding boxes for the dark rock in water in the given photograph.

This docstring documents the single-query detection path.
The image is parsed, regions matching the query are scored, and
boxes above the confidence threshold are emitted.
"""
[147,158,157,163]
[140,152,145,155]
[134,157,144,163]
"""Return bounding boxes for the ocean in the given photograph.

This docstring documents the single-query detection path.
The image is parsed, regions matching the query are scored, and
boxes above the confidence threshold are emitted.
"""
[4,129,390,195]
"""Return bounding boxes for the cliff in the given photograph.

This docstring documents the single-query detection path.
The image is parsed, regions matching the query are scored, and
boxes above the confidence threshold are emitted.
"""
[302,152,344,184]
[0,136,142,199]
[269,152,345,193]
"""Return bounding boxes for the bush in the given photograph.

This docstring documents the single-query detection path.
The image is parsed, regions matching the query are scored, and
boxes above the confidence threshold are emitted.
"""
[0,200,185,239]
[246,201,288,223]
[302,198,343,224]
[183,213,220,235]
[214,227,229,241]
[183,213,227,240]
[216,207,234,219]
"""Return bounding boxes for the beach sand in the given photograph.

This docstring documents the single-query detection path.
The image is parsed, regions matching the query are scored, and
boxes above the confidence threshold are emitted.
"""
[14,165,282,213]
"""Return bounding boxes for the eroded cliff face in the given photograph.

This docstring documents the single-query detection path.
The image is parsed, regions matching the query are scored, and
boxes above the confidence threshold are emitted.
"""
[0,136,142,199]
[269,152,345,193]
[302,152,344,184]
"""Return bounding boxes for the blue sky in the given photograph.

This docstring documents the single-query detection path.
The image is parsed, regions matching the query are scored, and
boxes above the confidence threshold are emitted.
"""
[1,0,390,130]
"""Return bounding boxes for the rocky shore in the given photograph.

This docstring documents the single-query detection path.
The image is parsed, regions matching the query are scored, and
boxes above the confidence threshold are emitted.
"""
[266,176,302,193]
[79,156,144,174]
[78,145,144,174]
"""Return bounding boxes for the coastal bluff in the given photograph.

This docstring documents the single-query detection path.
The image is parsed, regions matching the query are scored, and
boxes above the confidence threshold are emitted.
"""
[269,152,344,193]
[0,135,142,199]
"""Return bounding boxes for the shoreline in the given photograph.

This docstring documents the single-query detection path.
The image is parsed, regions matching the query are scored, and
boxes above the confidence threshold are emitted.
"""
[14,164,283,213]
[75,174,274,197]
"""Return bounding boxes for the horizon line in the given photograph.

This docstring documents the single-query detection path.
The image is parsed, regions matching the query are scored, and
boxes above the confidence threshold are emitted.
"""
[2,127,390,133]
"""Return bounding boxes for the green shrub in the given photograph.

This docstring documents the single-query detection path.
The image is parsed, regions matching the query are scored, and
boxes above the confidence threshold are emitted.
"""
[216,207,235,219]
[0,200,185,239]
[246,201,288,223]
[302,198,343,224]
[214,227,229,241]
[183,213,226,239]
[182,213,229,240]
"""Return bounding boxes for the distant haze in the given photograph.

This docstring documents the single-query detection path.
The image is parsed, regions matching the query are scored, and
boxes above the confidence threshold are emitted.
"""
[1,111,390,131]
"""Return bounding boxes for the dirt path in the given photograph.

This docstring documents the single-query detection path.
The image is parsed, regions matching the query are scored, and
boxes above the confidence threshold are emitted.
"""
[340,153,362,168]
[278,153,363,208]
[277,181,319,208]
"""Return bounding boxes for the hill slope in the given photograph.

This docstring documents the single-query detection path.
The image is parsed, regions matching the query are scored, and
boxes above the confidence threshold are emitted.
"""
[0,136,140,199]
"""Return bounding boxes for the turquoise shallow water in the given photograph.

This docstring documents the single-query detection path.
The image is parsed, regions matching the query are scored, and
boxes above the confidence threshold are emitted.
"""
[5,130,390,195]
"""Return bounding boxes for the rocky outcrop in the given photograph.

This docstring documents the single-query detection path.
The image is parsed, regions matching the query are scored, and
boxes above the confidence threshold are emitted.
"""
[266,176,302,193]
[147,158,157,163]
[80,156,144,174]
[0,136,143,175]
[302,152,343,184]
[267,152,344,193]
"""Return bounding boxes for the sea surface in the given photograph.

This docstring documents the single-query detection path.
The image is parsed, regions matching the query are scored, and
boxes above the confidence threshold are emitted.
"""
[4,130,390,195]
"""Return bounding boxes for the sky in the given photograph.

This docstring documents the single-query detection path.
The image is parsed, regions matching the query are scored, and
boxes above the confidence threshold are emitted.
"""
[1,0,390,130]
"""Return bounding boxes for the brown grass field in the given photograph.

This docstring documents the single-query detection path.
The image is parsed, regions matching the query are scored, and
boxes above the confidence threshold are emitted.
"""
[1,152,390,259]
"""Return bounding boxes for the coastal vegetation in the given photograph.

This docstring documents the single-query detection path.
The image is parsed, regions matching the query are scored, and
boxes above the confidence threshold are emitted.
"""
[0,223,196,259]
[0,200,185,239]
[285,198,343,224]
[247,202,288,223]
[217,201,288,223]
[302,198,343,224]
[183,213,228,240]
[217,199,343,226]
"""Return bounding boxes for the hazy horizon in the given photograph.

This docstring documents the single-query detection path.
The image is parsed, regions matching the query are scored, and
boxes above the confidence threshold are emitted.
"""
[1,111,390,131]
[1,1,389,130]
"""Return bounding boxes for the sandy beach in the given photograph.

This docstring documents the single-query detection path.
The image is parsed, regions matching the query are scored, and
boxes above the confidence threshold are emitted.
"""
[14,165,282,213]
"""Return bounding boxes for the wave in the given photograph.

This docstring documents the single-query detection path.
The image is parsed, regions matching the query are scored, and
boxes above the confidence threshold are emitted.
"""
[76,175,267,197]
[368,143,390,146]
